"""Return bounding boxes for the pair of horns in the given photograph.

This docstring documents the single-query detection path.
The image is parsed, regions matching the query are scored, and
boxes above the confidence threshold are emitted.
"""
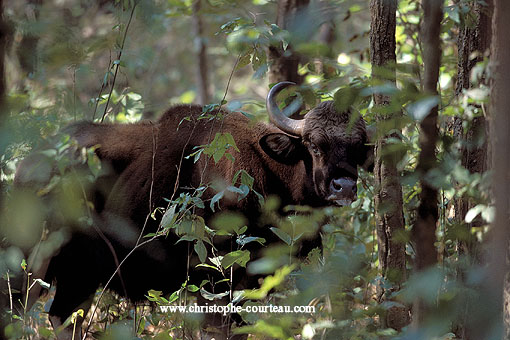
[266,82,305,136]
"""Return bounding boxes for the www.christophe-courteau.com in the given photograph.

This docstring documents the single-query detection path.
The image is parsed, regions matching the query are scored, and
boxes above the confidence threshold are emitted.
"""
[159,304,316,315]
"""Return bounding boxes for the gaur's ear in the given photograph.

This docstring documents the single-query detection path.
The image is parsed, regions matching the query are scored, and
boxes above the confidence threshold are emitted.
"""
[259,133,303,165]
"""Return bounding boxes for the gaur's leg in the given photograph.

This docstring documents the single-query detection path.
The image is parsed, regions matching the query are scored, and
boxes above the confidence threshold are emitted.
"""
[45,233,111,339]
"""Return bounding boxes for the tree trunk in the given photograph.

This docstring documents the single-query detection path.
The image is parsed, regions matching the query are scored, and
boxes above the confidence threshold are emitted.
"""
[0,1,9,330]
[453,0,492,259]
[192,0,211,105]
[0,0,7,155]
[369,0,409,330]
[490,1,510,338]
[411,0,442,326]
[452,2,493,338]
[268,0,309,85]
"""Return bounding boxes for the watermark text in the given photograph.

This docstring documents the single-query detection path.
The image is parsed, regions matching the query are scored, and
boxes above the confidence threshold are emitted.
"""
[159,303,315,315]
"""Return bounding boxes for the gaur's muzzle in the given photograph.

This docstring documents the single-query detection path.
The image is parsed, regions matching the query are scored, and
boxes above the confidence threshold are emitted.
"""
[327,177,357,206]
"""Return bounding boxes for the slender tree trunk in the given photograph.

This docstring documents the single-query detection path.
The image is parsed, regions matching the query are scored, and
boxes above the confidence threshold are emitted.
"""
[453,0,492,258]
[0,0,7,160]
[369,0,408,330]
[490,1,510,338]
[411,0,442,326]
[452,2,493,339]
[0,2,8,329]
[192,0,210,105]
[268,0,309,85]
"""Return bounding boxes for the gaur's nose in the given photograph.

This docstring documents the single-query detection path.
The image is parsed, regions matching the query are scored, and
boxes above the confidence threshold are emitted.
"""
[330,178,357,199]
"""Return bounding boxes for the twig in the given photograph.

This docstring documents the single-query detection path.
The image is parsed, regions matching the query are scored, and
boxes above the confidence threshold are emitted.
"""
[92,51,112,121]
[170,108,198,202]
[198,53,241,187]
[7,271,12,321]
[136,123,157,247]
[82,236,158,340]
[100,2,138,123]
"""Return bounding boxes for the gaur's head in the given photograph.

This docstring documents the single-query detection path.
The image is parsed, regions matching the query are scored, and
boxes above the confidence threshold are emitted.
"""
[260,82,372,206]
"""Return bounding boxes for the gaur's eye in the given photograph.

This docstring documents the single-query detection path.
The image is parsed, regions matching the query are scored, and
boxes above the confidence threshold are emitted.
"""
[310,143,321,156]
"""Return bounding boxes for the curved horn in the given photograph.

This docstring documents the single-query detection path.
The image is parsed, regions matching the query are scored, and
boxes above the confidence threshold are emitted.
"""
[266,81,305,136]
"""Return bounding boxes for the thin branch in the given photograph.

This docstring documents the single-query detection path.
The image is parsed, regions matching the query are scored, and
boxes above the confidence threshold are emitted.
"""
[82,236,159,340]
[197,54,241,188]
[136,123,157,247]
[100,2,137,123]
[92,51,113,121]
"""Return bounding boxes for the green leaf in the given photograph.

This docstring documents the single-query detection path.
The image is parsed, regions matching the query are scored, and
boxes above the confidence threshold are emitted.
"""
[34,278,51,289]
[160,204,177,229]
[200,288,229,301]
[225,153,235,162]
[210,190,224,212]
[192,197,205,209]
[236,53,252,70]
[196,263,221,272]
[38,327,53,338]
[270,227,292,245]
[194,240,207,263]
[213,148,226,164]
[86,149,102,178]
[221,250,250,269]
[209,256,223,268]
[224,132,239,151]
[226,100,243,112]
[243,265,295,300]
[465,204,484,223]
[211,212,247,235]
[153,331,173,340]
[237,235,265,247]
[334,86,362,113]
[146,289,169,304]
[192,216,206,239]
[234,320,290,339]
[227,184,249,200]
[406,96,440,122]
[187,284,200,292]
[232,169,255,188]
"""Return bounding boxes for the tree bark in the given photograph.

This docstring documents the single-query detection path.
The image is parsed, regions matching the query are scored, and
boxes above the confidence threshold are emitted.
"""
[192,0,211,105]
[369,0,408,330]
[0,5,8,325]
[453,0,492,258]
[411,0,442,326]
[452,2,493,339]
[0,0,5,108]
[268,0,309,85]
[490,1,510,338]
[0,0,7,155]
